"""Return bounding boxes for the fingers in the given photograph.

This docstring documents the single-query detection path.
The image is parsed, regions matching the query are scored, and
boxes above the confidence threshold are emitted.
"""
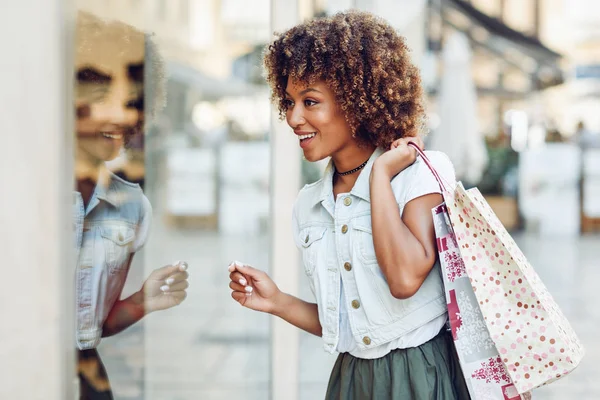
[229,269,254,295]
[168,290,187,305]
[161,280,189,292]
[229,280,253,294]
[231,291,248,304]
[390,136,423,150]
[165,271,189,285]
[227,260,263,280]
[390,138,403,149]
[228,260,246,273]
[407,136,424,150]
[154,261,188,280]
[229,271,248,286]
[159,265,189,293]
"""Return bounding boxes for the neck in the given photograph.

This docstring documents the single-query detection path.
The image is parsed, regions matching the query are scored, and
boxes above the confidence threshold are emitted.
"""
[75,148,103,183]
[331,143,375,173]
[331,142,376,186]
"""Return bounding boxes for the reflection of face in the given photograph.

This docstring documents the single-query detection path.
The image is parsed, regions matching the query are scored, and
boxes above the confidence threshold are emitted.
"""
[75,14,144,163]
[285,79,354,162]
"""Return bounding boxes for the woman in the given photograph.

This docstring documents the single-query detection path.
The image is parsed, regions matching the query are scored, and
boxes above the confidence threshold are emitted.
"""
[228,11,469,399]
[75,12,187,399]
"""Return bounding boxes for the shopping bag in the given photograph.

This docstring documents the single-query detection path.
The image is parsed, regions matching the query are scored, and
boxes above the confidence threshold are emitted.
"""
[411,144,584,395]
[434,203,531,399]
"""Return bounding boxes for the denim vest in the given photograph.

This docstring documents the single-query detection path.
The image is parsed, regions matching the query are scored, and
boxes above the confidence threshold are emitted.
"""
[292,148,455,353]
[73,170,151,349]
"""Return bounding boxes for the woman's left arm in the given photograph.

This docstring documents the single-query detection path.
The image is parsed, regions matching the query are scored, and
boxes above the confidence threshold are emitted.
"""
[102,254,145,337]
[102,256,189,337]
[369,138,441,299]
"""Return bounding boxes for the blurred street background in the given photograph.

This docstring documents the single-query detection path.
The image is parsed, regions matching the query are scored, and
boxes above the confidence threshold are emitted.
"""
[83,0,600,398]
[2,0,599,399]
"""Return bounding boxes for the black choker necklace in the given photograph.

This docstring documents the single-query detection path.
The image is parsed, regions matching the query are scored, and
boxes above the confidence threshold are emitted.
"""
[335,159,369,176]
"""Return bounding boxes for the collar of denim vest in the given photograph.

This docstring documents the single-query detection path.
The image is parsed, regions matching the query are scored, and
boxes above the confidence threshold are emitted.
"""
[91,166,122,208]
[315,147,384,207]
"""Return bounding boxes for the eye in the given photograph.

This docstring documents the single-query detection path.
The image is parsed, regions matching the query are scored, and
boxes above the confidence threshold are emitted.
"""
[283,99,294,109]
[304,99,317,107]
[126,97,143,110]
[129,82,143,98]
[78,84,109,102]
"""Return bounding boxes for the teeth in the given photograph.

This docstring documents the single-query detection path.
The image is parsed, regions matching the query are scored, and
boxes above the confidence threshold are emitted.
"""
[299,133,316,140]
[101,132,123,139]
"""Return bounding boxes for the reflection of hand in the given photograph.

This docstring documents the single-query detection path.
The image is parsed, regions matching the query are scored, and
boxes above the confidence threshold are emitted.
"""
[228,261,282,314]
[142,261,189,313]
[373,136,424,179]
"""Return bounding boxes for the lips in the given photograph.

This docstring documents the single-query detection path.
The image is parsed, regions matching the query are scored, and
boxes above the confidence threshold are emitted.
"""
[296,132,317,149]
[101,132,123,140]
[298,132,316,140]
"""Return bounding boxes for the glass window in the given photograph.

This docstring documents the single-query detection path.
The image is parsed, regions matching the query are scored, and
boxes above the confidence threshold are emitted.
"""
[73,1,272,398]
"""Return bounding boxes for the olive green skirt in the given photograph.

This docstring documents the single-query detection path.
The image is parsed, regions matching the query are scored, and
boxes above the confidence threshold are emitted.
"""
[326,330,470,400]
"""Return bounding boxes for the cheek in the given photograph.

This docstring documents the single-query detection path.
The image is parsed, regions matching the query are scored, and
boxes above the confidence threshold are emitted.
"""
[311,109,335,130]
[94,105,138,121]
[320,115,352,140]
[76,103,91,119]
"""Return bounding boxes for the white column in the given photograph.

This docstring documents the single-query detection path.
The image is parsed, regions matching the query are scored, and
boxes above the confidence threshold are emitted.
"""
[270,1,301,399]
[0,1,75,400]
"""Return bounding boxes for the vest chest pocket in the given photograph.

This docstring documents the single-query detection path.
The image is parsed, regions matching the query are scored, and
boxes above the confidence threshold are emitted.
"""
[299,226,327,276]
[100,225,135,274]
[352,218,379,265]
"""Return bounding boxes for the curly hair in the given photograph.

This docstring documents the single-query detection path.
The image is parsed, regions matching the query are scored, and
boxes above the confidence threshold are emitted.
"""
[264,10,425,148]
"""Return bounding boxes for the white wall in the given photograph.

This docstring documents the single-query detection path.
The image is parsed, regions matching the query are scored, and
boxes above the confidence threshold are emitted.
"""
[0,0,75,399]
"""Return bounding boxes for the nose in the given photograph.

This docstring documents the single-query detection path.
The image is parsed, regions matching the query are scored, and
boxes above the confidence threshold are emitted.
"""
[95,80,137,125]
[286,103,305,129]
[101,102,128,124]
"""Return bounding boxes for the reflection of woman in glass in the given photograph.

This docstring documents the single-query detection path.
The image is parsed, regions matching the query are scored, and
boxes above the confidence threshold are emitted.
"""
[75,13,187,399]
[229,11,469,399]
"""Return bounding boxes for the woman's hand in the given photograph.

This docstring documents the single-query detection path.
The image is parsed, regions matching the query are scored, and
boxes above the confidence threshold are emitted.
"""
[372,136,424,179]
[228,261,282,314]
[140,261,189,313]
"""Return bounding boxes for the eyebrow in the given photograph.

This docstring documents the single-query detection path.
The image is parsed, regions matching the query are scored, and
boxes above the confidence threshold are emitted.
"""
[76,67,112,83]
[76,63,144,84]
[285,88,322,97]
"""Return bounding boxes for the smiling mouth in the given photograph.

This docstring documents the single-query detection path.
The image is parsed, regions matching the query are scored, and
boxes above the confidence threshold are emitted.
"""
[298,132,316,141]
[101,132,123,140]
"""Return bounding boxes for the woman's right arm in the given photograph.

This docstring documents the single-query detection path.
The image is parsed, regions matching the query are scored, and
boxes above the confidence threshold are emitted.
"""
[271,292,322,337]
[229,262,322,337]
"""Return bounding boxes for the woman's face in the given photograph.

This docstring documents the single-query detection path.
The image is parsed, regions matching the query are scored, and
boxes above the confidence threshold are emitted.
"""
[285,78,355,162]
[75,19,144,163]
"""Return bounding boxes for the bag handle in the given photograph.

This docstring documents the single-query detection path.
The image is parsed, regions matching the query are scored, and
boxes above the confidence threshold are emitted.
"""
[407,141,452,194]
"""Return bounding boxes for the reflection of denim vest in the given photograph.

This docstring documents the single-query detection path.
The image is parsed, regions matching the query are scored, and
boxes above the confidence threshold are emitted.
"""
[73,170,151,350]
[292,148,455,354]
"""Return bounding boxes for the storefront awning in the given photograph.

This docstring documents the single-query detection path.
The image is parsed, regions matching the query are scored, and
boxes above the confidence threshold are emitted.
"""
[434,0,563,89]
[446,0,561,61]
